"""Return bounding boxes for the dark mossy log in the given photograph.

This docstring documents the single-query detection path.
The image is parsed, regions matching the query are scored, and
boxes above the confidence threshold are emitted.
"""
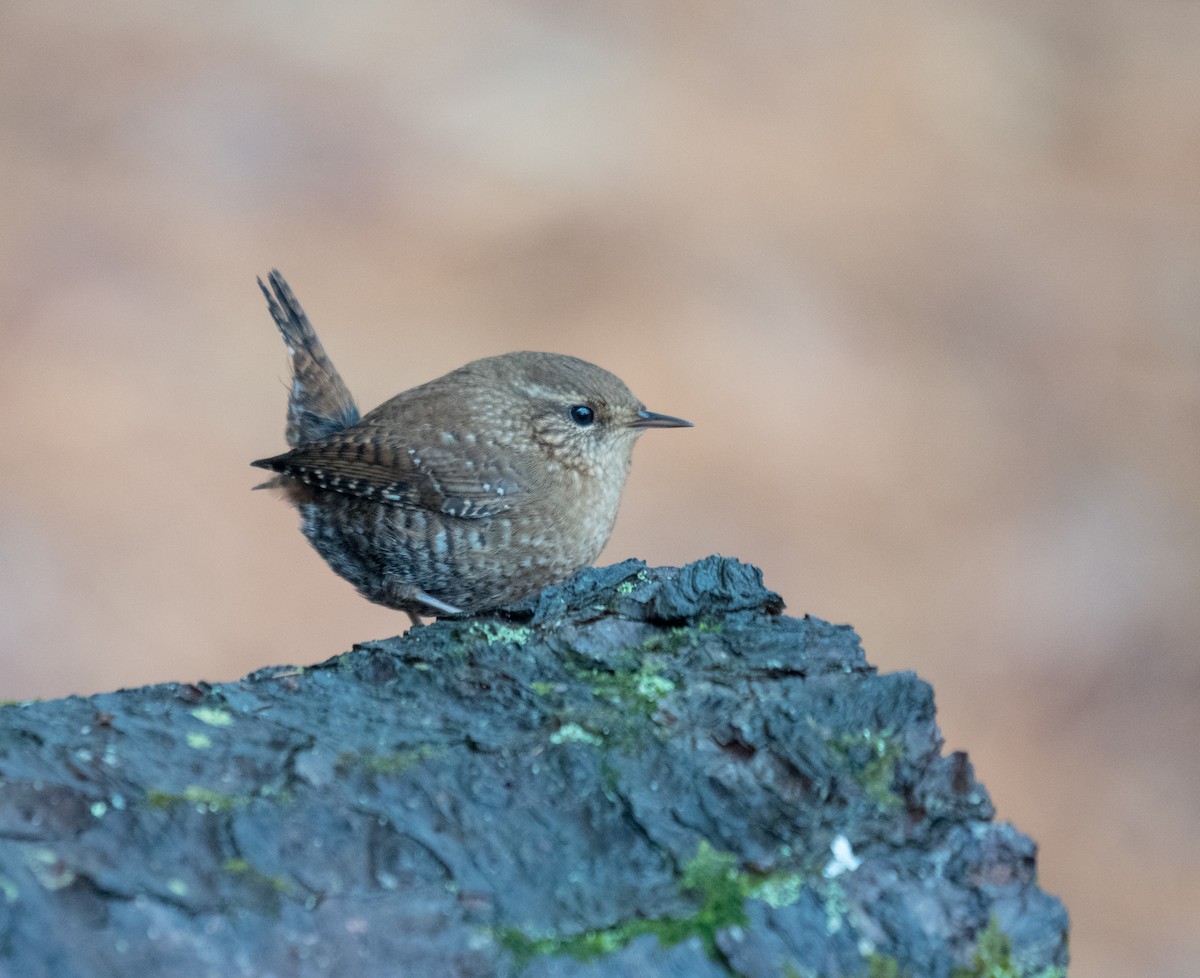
[0,557,1068,978]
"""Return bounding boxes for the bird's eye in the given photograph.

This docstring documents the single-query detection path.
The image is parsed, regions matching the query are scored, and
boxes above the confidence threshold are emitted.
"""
[568,404,596,427]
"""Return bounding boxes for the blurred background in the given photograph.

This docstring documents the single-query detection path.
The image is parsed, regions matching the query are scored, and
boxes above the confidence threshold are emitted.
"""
[2,1,1197,973]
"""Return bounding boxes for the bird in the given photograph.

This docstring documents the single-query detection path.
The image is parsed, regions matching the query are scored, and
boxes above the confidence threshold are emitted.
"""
[251,271,692,625]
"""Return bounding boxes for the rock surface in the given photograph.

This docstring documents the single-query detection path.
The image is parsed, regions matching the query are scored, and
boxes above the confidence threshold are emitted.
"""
[0,557,1068,977]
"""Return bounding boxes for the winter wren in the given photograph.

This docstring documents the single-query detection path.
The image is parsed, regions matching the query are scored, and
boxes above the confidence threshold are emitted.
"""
[252,271,692,623]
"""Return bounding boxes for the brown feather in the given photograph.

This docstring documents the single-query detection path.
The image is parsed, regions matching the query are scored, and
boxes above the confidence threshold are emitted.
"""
[252,273,692,619]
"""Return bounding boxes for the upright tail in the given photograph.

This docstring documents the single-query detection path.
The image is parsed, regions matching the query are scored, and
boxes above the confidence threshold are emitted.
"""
[259,270,361,448]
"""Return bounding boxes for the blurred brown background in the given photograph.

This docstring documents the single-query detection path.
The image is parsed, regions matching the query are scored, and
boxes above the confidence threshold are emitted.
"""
[2,1,1197,974]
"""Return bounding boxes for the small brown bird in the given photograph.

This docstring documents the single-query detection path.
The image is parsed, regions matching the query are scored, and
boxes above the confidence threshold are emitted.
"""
[252,271,692,624]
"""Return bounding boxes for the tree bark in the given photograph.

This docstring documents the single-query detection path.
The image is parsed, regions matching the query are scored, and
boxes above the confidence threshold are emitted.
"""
[0,557,1068,978]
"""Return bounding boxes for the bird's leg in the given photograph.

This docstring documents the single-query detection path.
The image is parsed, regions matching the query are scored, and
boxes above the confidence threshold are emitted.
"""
[415,589,464,617]
[383,574,463,623]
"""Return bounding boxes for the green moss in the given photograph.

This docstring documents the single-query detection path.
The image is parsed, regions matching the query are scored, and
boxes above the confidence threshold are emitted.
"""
[614,570,651,596]
[220,856,297,915]
[528,643,685,753]
[190,707,235,728]
[950,917,1066,978]
[534,618,722,765]
[471,622,533,646]
[828,728,904,809]
[575,658,675,716]
[866,951,907,978]
[822,878,848,935]
[546,652,681,752]
[549,723,604,747]
[342,745,446,777]
[500,927,618,964]
[634,670,676,700]
[499,839,811,969]
[145,785,248,813]
[545,623,719,744]
[678,841,750,948]
[749,872,805,908]
[638,621,723,658]
[222,858,289,893]
[144,783,296,813]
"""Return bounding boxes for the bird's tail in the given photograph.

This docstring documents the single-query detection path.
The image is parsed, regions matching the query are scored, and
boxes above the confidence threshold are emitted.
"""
[258,270,361,448]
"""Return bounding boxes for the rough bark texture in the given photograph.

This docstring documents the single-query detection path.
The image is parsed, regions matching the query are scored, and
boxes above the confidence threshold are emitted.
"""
[0,557,1068,978]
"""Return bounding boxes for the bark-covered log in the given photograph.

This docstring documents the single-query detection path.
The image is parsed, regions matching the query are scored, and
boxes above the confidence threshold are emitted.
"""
[0,556,1068,977]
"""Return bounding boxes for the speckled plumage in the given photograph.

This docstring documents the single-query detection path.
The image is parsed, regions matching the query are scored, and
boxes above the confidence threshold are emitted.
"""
[252,271,691,623]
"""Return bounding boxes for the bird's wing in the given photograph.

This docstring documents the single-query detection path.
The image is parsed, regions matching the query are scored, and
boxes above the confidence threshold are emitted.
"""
[250,424,525,519]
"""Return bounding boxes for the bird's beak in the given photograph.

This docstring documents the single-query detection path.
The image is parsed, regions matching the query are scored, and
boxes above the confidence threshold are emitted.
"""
[631,409,694,429]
